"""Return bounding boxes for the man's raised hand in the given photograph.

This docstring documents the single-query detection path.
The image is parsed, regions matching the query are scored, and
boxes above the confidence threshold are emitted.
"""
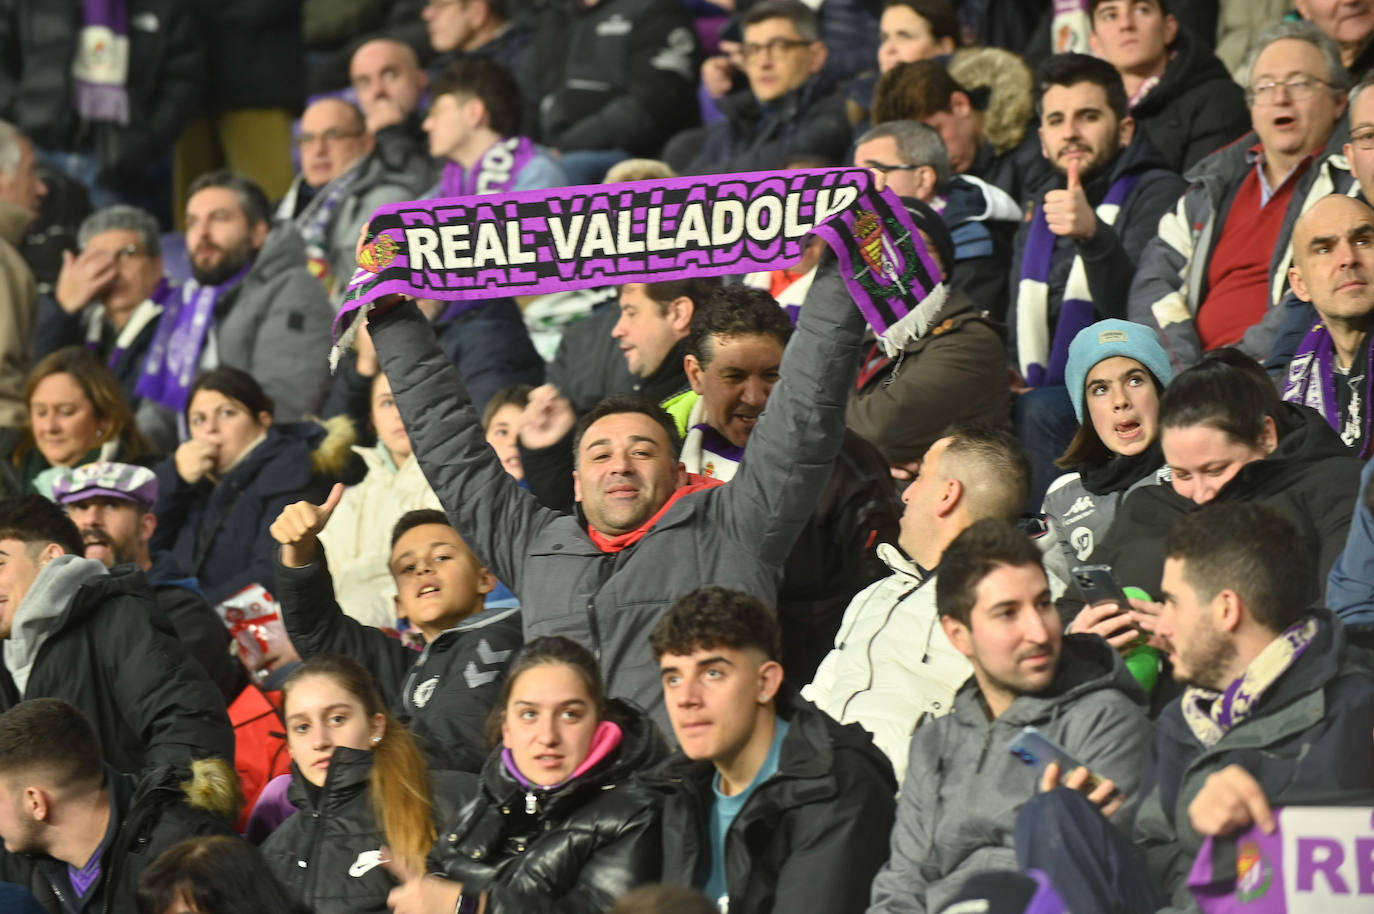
[270,483,345,568]
[1043,158,1097,240]
[518,384,577,451]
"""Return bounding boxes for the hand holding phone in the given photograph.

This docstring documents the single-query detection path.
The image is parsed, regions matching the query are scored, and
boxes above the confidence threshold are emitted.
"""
[1008,726,1120,806]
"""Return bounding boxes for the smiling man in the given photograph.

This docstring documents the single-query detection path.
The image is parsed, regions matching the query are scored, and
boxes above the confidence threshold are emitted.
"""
[868,518,1150,914]
[1130,20,1355,372]
[1283,194,1374,455]
[649,586,896,914]
[272,500,521,773]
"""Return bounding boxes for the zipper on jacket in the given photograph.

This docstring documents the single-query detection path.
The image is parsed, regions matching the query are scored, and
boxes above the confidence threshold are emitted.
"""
[525,791,539,815]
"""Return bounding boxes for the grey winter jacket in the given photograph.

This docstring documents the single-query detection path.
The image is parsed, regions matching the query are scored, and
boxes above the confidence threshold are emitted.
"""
[1127,131,1353,372]
[137,222,335,448]
[866,635,1152,914]
[370,256,867,728]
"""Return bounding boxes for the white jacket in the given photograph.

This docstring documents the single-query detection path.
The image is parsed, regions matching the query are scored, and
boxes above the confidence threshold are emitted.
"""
[802,543,971,783]
[316,445,443,628]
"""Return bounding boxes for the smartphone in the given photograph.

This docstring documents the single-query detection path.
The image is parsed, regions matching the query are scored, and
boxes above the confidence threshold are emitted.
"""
[1008,726,1117,797]
[1071,564,1132,609]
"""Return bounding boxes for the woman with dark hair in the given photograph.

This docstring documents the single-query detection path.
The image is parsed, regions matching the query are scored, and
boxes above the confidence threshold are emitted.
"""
[260,655,471,914]
[877,0,963,73]
[1042,320,1172,626]
[150,365,355,603]
[138,835,309,914]
[1099,348,1363,607]
[0,346,153,498]
[387,636,666,914]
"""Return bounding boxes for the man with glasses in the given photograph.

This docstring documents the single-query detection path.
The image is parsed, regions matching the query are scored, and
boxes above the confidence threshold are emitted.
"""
[35,205,167,410]
[1129,20,1355,371]
[666,0,851,175]
[275,98,431,298]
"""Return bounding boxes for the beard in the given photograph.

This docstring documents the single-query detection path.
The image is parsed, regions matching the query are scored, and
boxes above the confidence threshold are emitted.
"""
[1173,623,1238,692]
[191,237,257,286]
[80,527,136,569]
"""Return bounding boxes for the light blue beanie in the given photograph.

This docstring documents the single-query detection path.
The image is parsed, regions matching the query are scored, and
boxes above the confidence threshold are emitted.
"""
[1064,319,1173,423]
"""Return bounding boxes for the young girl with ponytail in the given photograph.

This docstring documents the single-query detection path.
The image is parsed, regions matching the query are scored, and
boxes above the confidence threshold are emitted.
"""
[261,655,474,913]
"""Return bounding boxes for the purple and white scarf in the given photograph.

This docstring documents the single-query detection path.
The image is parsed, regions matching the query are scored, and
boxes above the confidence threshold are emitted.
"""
[73,0,130,125]
[134,266,251,412]
[1181,617,1318,748]
[1282,321,1374,458]
[1015,171,1140,387]
[440,136,538,198]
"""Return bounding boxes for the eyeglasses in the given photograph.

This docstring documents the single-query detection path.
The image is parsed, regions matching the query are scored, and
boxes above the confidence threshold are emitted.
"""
[1352,128,1374,150]
[861,161,922,175]
[740,38,811,62]
[296,128,365,148]
[1246,76,1331,105]
[112,243,147,262]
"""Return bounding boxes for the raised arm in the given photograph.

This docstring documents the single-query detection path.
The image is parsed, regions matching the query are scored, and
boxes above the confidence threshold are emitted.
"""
[367,300,563,593]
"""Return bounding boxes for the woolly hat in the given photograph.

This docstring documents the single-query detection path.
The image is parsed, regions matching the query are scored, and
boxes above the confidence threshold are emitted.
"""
[1064,319,1173,423]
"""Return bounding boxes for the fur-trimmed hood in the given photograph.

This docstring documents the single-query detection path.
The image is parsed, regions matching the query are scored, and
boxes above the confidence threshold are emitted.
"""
[950,47,1033,156]
[305,413,356,479]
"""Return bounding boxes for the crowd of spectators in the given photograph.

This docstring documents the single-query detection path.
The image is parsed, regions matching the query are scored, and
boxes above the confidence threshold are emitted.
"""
[0,1,1373,913]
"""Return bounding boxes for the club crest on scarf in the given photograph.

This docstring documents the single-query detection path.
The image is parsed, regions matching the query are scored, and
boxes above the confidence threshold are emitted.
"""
[357,234,399,274]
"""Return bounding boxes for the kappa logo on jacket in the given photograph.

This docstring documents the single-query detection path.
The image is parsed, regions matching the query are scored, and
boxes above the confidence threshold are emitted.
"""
[349,849,385,877]
[1065,495,1095,522]
[413,676,440,708]
[596,14,632,35]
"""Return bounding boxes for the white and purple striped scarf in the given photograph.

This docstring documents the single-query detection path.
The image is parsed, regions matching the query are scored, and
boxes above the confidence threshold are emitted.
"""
[73,0,130,125]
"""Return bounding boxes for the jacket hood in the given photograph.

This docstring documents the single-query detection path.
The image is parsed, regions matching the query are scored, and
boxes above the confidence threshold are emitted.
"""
[1133,27,1235,118]
[223,415,357,496]
[144,549,201,592]
[480,697,667,804]
[57,564,155,631]
[1221,402,1354,495]
[952,633,1147,728]
[943,175,1021,227]
[949,47,1033,155]
[248,221,311,288]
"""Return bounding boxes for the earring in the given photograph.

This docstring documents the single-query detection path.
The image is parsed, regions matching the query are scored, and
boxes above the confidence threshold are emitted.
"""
[371,736,381,744]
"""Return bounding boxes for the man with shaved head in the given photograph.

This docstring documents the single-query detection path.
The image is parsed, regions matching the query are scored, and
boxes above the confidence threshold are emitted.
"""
[276,96,432,295]
[1283,193,1374,455]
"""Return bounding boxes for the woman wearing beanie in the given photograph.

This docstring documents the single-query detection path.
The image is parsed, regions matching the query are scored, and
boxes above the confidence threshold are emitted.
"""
[1042,319,1173,637]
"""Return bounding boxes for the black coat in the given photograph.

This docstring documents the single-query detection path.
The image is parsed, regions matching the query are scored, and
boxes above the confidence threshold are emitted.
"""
[0,0,203,184]
[682,74,853,175]
[150,422,339,605]
[145,550,246,707]
[1131,28,1250,175]
[33,294,163,410]
[0,765,239,914]
[188,0,305,112]
[274,550,524,774]
[0,565,234,773]
[431,699,667,914]
[1101,403,1364,603]
[263,750,475,914]
[647,689,897,914]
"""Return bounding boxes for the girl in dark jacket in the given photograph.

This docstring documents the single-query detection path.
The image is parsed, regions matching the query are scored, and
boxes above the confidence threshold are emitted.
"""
[1102,349,1363,611]
[387,637,666,914]
[150,365,354,603]
[261,655,472,914]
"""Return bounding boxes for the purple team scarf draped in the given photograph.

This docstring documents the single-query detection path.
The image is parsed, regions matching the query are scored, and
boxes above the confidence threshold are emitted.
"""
[1016,172,1140,387]
[334,168,946,365]
[73,0,130,124]
[134,266,251,412]
[1282,321,1374,457]
[440,136,539,198]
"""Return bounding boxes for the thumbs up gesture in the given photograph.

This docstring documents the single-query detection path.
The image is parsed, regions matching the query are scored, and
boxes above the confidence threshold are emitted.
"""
[271,483,346,568]
[1042,158,1098,240]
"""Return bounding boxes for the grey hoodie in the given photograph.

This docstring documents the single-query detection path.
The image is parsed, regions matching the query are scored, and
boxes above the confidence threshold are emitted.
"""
[4,554,106,694]
[867,634,1152,914]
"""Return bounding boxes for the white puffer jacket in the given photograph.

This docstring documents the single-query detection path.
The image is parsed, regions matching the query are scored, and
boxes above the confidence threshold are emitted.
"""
[316,444,443,628]
[802,543,972,783]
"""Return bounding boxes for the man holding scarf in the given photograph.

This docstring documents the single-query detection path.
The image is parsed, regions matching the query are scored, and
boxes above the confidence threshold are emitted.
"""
[276,99,431,299]
[1009,52,1184,508]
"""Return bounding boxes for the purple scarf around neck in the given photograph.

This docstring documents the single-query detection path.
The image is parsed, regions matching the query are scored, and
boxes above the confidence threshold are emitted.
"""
[1282,320,1374,457]
[1017,170,1140,387]
[134,265,251,412]
[440,136,538,198]
[73,0,130,124]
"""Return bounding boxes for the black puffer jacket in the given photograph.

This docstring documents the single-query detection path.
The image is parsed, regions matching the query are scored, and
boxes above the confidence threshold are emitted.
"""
[0,762,239,914]
[263,750,475,914]
[1131,27,1250,174]
[1101,403,1364,602]
[647,688,897,914]
[0,0,203,184]
[150,417,356,605]
[274,549,524,774]
[431,699,667,914]
[0,565,235,773]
